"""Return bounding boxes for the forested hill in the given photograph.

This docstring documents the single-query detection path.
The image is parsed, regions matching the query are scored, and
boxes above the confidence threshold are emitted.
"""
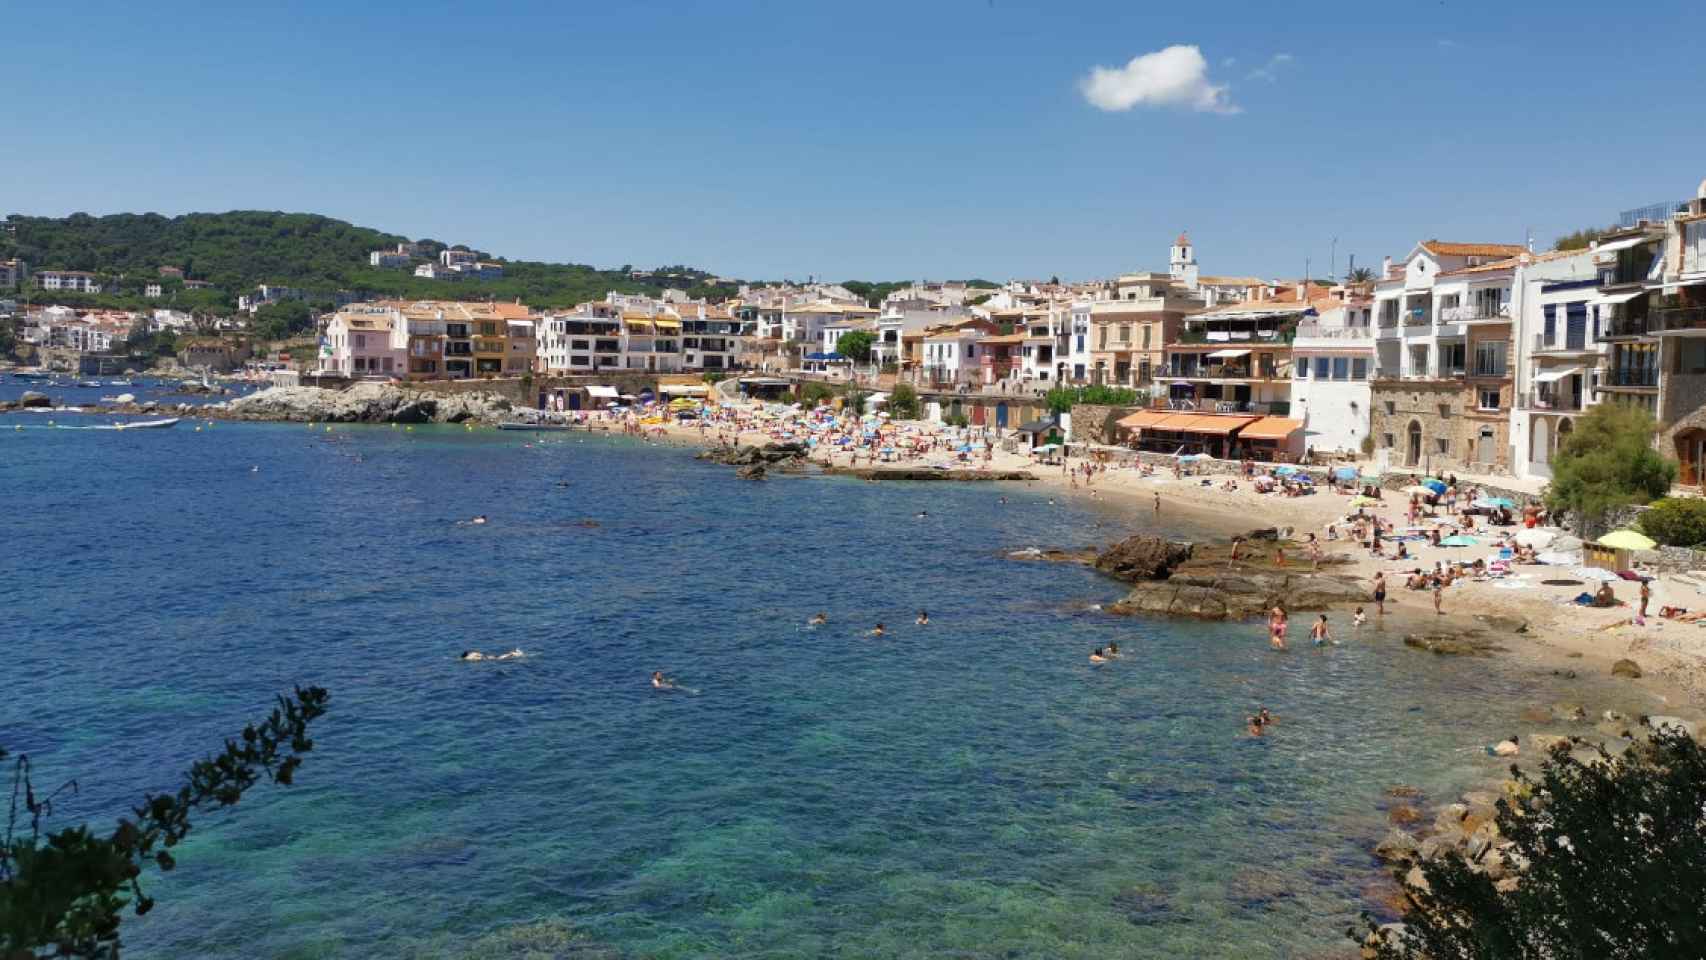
[0,211,728,309]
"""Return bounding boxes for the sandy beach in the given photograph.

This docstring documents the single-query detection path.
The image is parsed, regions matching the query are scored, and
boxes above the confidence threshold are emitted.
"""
[634,399,1706,717]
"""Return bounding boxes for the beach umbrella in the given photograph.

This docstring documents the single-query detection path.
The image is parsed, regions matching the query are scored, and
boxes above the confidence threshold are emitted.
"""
[1536,550,1580,565]
[1598,529,1656,551]
[1515,528,1556,548]
[959,443,974,453]
[1422,479,1447,494]
[1574,567,1622,583]
[1179,453,1210,462]
[1474,497,1516,510]
[1402,484,1435,496]
[1274,465,1298,476]
[1439,535,1478,547]
[1332,466,1358,480]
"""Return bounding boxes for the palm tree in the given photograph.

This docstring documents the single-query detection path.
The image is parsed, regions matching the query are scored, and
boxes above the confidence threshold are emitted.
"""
[1348,266,1376,284]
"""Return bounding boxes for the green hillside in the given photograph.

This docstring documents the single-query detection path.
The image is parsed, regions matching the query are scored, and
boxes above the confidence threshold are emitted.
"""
[0,210,728,310]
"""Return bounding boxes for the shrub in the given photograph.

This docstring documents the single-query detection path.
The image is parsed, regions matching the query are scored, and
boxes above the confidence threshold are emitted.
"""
[888,383,920,419]
[799,382,835,406]
[1544,404,1677,535]
[1361,434,1376,456]
[1639,497,1706,547]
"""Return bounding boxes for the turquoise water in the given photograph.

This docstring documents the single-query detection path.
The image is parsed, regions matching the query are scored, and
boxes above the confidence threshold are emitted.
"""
[2,419,1598,958]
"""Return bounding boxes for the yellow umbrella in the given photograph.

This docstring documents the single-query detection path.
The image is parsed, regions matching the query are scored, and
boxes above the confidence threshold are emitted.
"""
[1598,529,1656,551]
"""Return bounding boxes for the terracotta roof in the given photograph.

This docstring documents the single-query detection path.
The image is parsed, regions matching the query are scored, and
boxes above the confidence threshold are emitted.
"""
[978,332,1028,345]
[1420,240,1529,258]
[1197,275,1265,286]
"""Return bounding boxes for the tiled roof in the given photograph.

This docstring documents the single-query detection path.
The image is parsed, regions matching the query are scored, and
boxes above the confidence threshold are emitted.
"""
[1420,240,1529,258]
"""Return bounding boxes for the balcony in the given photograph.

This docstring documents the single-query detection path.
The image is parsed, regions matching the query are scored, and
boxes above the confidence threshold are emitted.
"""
[1440,303,1510,323]
[1653,306,1706,334]
[1605,369,1659,388]
[1402,309,1431,327]
[1520,389,1584,412]
[1533,333,1593,353]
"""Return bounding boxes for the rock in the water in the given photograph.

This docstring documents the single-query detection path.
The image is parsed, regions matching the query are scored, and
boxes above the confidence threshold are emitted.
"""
[1388,805,1423,826]
[1403,632,1505,656]
[1474,614,1529,634]
[18,390,50,408]
[1111,884,1184,926]
[1551,703,1587,722]
[1385,785,1422,799]
[1611,658,1643,679]
[1373,830,1419,863]
[1403,865,1431,895]
[1529,734,1572,754]
[1093,535,1194,582]
[1520,705,1553,724]
[1225,867,1295,909]
[734,463,767,481]
[220,383,512,425]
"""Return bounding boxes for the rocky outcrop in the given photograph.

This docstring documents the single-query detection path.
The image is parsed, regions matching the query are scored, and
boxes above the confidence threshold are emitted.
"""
[734,464,767,481]
[217,384,513,424]
[1402,631,1509,657]
[1611,658,1643,679]
[1108,569,1367,620]
[698,442,807,466]
[1093,536,1194,582]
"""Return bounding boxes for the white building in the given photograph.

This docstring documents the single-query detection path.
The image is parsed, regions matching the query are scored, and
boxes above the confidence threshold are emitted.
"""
[34,270,102,293]
[1506,248,1602,480]
[1290,298,1376,453]
[536,304,624,373]
[1019,302,1071,384]
[921,327,983,387]
[440,249,478,268]
[144,282,163,298]
[1065,298,1093,382]
[415,262,458,280]
[370,250,411,268]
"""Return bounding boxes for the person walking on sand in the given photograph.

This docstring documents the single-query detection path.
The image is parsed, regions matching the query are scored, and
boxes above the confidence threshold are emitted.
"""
[1373,571,1388,616]
[1432,578,1444,615]
[1307,534,1322,572]
[1640,578,1651,619]
[1153,492,1161,516]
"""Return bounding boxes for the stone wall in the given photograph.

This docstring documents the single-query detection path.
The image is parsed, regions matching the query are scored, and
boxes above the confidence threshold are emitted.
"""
[1369,380,1513,475]
[1068,404,1141,445]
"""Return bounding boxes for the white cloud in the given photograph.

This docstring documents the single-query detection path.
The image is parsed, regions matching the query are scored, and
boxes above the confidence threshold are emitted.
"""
[1080,45,1238,114]
[1247,52,1294,82]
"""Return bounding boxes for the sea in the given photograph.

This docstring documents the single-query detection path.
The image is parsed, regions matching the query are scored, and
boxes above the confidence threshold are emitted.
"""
[1,381,1634,959]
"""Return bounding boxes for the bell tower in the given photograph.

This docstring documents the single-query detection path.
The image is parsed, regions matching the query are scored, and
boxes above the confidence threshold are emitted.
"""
[1169,231,1198,289]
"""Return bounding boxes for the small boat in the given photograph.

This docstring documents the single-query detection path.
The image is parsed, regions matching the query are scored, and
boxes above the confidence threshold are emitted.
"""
[497,421,573,431]
[108,379,134,386]
[78,380,103,388]
[112,418,181,431]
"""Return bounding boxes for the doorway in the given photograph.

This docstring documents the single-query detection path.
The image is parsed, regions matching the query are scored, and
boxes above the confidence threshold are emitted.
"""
[1677,429,1706,486]
[1406,420,1422,467]
[1478,427,1495,465]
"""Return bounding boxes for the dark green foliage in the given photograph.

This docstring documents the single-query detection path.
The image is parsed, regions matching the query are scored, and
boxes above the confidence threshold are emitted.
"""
[1348,266,1377,283]
[888,383,920,419]
[1554,226,1614,252]
[1,686,330,959]
[1357,730,1706,959]
[1045,384,1144,416]
[1544,404,1677,534]
[250,300,314,341]
[799,382,836,406]
[965,294,993,307]
[1639,497,1706,547]
[841,281,908,309]
[835,330,875,363]
[0,212,724,310]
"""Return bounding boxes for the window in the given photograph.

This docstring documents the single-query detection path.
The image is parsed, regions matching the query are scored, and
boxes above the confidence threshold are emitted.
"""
[1438,403,1452,419]
[1478,388,1500,411]
[1441,342,1466,374]
[1384,400,1395,415]
[353,334,367,348]
[1142,326,1151,349]
[1352,358,1368,379]
[1675,339,1706,375]
[1473,340,1507,377]
[1436,438,1450,454]
[1076,335,1084,352]
[1383,433,1395,449]
[1295,356,1308,379]
[1331,357,1349,380]
[1314,357,1330,378]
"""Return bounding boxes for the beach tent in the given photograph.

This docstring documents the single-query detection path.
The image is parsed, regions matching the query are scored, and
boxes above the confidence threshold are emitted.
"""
[1273,465,1298,476]
[1422,478,1447,494]
[1598,529,1656,552]
[1332,466,1359,480]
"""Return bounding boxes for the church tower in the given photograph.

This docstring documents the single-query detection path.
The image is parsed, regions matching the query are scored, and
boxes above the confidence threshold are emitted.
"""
[1169,231,1198,289]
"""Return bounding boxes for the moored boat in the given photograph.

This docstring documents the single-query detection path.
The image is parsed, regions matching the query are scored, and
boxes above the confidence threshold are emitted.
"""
[497,421,573,431]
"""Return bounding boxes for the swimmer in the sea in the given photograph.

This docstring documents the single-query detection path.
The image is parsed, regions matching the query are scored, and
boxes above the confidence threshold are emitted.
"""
[1106,641,1120,658]
[869,623,886,637]
[1090,647,1107,663]
[652,670,675,690]
[915,610,929,625]
[808,612,828,626]
[461,648,523,662]
[915,511,928,519]
[470,515,488,525]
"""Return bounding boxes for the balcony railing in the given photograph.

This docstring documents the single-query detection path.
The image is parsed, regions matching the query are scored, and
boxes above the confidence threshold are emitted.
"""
[1440,303,1511,322]
[1521,389,1583,411]
[1294,322,1372,340]
[1605,369,1659,387]
[1653,306,1706,334]
[1533,333,1593,352]
[1403,309,1431,326]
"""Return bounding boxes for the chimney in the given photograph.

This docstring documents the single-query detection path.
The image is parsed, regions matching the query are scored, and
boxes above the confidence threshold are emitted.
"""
[1381,256,1393,279]
[1295,282,1306,300]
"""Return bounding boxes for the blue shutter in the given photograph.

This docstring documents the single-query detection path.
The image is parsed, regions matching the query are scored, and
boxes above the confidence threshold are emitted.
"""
[1542,304,1555,342]
[1566,302,1587,351]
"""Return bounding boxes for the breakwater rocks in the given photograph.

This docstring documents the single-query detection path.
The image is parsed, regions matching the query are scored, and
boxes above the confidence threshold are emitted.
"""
[1012,533,1368,620]
[217,384,513,424]
[697,441,809,466]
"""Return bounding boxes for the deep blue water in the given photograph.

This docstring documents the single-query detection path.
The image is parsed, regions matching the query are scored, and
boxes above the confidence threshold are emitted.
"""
[1,417,1615,958]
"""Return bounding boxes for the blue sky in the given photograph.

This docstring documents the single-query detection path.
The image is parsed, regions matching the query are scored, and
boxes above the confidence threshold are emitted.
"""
[6,0,1704,282]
